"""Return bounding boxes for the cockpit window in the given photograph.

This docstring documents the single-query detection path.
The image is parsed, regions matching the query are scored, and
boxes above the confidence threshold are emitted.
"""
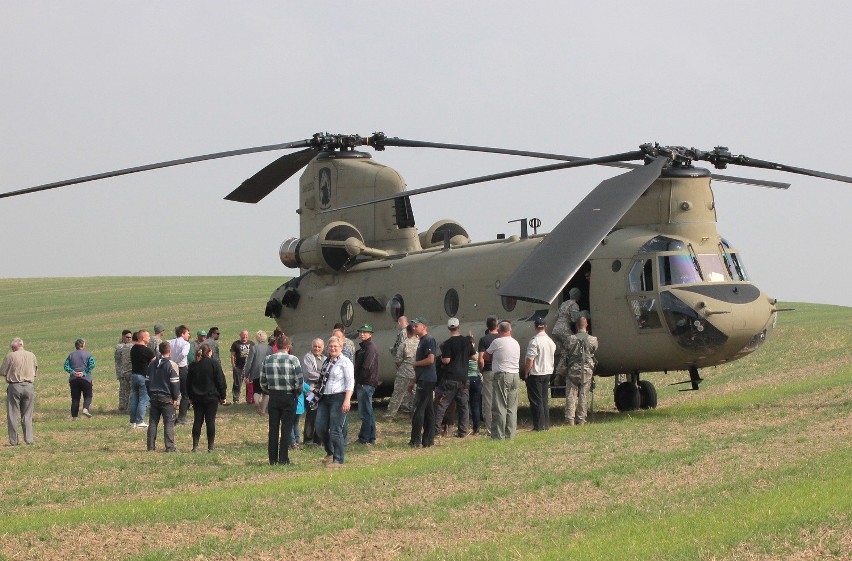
[696,254,728,282]
[719,243,750,281]
[638,236,686,253]
[658,254,702,286]
[629,259,654,292]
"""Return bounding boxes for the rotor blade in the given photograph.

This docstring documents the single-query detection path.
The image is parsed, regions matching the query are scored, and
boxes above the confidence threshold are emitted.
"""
[326,150,646,212]
[498,156,670,304]
[0,139,313,200]
[383,137,789,189]
[224,148,319,203]
[726,155,852,185]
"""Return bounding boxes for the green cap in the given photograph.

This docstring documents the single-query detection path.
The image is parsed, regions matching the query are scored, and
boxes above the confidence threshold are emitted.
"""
[411,316,429,326]
[196,330,207,336]
[357,323,374,333]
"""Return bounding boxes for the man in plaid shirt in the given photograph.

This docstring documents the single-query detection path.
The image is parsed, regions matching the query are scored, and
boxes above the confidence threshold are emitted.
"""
[260,335,303,465]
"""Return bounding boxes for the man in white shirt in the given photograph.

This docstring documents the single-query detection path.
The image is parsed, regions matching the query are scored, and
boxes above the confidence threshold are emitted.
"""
[524,317,556,431]
[168,325,191,425]
[484,321,521,440]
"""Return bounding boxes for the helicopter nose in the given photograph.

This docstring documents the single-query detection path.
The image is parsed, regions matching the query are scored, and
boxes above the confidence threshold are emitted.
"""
[662,284,776,359]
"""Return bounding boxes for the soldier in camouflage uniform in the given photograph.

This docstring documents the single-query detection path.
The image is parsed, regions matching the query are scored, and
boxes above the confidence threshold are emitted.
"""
[114,330,134,412]
[552,287,582,349]
[552,287,582,388]
[563,316,597,425]
[384,324,419,419]
[148,323,165,356]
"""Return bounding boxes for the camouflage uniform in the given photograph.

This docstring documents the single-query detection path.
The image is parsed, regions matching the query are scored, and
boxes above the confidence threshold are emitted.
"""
[563,329,597,425]
[114,340,133,412]
[148,334,162,356]
[385,335,419,417]
[552,299,580,350]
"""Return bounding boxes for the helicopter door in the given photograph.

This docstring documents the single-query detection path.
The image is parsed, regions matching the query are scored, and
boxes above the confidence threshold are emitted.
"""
[559,261,592,318]
[626,257,664,331]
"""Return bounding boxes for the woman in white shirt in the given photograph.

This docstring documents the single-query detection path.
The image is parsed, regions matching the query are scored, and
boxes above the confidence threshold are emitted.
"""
[314,336,354,466]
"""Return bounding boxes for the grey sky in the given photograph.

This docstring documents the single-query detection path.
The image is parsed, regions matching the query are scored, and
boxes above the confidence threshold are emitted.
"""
[2,2,850,307]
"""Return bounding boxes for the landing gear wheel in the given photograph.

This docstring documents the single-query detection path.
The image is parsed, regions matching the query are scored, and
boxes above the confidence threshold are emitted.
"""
[638,380,657,409]
[614,382,640,412]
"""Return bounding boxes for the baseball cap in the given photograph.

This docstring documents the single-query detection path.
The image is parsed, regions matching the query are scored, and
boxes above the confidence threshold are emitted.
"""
[447,318,460,328]
[196,330,207,336]
[154,323,165,333]
[411,316,429,325]
[533,316,547,328]
[357,323,374,333]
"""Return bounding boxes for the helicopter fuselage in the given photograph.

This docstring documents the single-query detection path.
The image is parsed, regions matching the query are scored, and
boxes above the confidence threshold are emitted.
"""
[264,156,778,396]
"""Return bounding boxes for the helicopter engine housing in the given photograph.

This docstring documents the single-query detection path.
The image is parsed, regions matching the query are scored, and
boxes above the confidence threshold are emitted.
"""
[419,219,471,248]
[280,220,365,273]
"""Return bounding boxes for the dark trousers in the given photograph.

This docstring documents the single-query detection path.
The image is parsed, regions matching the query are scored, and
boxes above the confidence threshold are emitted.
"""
[177,366,189,421]
[267,389,296,464]
[191,399,219,450]
[409,381,436,447]
[433,379,470,437]
[467,376,482,433]
[526,375,550,430]
[302,407,322,445]
[147,393,176,451]
[69,377,93,418]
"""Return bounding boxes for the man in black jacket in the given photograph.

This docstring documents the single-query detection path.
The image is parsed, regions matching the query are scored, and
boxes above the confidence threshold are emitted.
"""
[354,324,379,445]
[435,318,476,438]
[145,341,181,452]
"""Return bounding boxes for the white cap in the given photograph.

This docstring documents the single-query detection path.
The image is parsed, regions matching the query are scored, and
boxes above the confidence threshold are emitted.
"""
[447,318,460,328]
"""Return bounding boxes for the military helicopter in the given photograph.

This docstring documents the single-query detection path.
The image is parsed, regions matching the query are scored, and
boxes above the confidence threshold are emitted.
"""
[4,132,851,411]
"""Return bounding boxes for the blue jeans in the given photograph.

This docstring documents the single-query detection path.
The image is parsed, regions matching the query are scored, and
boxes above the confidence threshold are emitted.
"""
[467,376,482,433]
[128,373,149,424]
[315,392,348,464]
[356,385,376,444]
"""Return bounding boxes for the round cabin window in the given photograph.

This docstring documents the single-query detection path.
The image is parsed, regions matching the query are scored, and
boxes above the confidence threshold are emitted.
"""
[444,288,460,317]
[388,294,404,321]
[340,300,354,328]
[501,295,516,312]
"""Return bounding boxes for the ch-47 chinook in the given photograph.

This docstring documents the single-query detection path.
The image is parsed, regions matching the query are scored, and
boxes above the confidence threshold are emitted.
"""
[4,132,851,411]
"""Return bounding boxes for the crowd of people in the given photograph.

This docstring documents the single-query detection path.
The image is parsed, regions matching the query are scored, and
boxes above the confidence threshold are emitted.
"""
[2,299,599,465]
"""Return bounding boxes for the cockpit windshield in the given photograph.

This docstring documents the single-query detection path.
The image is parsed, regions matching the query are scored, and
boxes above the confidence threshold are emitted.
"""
[658,254,702,286]
[696,254,727,282]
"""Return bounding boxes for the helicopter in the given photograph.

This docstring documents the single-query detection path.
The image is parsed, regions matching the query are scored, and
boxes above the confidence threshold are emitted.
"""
[4,132,851,411]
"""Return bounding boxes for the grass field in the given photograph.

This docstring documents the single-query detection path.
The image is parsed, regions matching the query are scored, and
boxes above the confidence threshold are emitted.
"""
[0,277,849,561]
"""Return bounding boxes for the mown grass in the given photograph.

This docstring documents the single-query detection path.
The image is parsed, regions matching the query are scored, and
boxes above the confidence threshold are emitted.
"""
[0,277,849,561]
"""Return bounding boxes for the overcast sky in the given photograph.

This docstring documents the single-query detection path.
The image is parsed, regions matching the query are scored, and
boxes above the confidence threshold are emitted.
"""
[2,2,850,307]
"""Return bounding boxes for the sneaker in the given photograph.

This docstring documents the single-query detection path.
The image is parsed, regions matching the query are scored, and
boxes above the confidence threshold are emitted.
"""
[71,417,78,421]
[82,408,92,418]
[136,422,149,429]
[130,422,137,429]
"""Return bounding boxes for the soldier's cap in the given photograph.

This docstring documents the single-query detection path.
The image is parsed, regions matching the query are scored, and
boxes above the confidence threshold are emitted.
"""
[154,323,165,333]
[447,317,460,329]
[411,316,429,326]
[197,330,207,336]
[533,316,547,328]
[357,323,374,333]
[568,287,581,300]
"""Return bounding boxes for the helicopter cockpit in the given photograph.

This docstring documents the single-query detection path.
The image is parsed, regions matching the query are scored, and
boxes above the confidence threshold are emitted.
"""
[626,235,763,355]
